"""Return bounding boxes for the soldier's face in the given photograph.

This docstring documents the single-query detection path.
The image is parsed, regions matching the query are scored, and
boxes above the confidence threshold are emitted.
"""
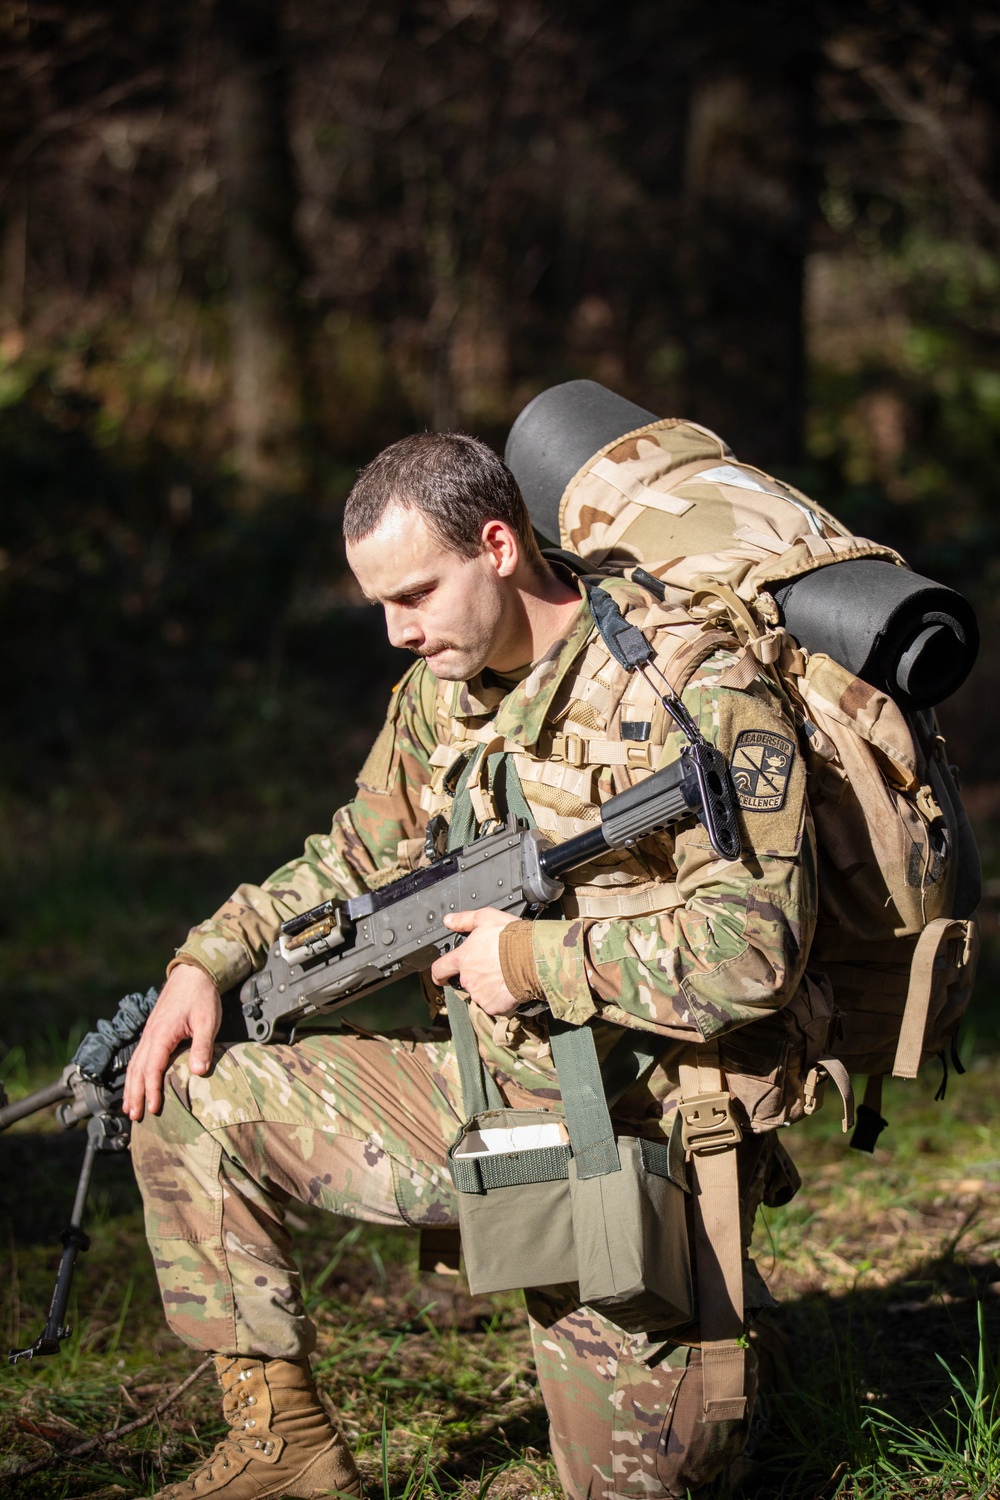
[347,503,518,680]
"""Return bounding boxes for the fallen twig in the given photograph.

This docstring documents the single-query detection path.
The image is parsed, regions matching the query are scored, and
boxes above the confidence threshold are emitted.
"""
[11,1355,214,1478]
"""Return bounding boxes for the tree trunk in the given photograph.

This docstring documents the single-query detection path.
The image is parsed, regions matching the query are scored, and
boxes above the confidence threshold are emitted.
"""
[214,0,308,502]
[678,1,819,470]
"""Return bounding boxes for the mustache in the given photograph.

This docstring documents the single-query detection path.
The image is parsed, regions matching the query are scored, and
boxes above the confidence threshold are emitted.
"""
[410,643,456,658]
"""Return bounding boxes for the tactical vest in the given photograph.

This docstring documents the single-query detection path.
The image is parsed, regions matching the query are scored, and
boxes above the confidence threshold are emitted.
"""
[418,580,742,922]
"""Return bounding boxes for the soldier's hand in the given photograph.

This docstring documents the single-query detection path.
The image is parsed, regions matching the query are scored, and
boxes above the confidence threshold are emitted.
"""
[432,908,520,1016]
[123,963,222,1121]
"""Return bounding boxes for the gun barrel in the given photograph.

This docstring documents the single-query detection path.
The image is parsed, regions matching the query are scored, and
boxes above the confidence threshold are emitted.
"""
[0,1076,74,1132]
[540,756,698,881]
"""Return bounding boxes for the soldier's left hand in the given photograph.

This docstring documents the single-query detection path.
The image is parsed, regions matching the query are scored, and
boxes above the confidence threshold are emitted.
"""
[432,908,520,1015]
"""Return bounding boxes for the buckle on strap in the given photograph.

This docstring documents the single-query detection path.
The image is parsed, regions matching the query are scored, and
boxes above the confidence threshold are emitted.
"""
[625,742,654,768]
[678,1091,742,1155]
[551,732,586,767]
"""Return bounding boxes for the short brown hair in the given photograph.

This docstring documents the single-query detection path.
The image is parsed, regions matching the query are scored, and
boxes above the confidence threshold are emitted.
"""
[343,431,544,568]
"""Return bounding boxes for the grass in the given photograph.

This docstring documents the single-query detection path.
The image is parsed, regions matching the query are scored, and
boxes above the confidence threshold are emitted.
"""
[1,802,999,1497]
[2,1056,997,1499]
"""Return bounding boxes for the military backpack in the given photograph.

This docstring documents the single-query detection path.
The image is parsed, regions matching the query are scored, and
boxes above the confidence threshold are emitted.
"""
[548,415,981,1152]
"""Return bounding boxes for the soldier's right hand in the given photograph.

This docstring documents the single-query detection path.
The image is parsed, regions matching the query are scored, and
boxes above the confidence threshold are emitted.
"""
[123,962,222,1121]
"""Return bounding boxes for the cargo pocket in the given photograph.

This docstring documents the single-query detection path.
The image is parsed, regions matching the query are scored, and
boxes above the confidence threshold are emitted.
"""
[653,1344,758,1497]
[390,1156,460,1227]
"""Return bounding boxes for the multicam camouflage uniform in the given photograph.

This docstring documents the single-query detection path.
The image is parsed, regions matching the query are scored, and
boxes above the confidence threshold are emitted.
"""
[133,576,815,1498]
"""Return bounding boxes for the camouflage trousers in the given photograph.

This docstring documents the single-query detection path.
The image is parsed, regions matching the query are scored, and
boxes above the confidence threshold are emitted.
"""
[132,1029,771,1499]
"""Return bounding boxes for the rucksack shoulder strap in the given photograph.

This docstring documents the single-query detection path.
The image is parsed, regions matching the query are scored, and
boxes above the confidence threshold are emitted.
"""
[677,1043,748,1423]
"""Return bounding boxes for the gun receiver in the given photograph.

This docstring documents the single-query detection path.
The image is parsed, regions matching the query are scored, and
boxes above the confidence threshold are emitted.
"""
[240,745,739,1044]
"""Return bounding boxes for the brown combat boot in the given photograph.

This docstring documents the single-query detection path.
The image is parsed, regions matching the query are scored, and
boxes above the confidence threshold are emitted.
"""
[147,1355,363,1499]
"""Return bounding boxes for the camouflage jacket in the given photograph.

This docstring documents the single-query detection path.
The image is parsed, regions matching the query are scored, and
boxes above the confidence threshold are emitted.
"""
[174,578,817,1132]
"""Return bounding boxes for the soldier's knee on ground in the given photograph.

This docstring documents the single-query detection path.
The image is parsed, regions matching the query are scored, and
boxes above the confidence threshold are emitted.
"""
[528,1293,758,1500]
[652,1345,758,1498]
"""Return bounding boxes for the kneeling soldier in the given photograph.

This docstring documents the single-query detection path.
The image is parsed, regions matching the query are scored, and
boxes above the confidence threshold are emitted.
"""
[124,431,811,1499]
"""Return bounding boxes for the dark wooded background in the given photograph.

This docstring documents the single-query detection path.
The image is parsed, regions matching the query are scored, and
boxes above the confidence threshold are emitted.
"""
[2,1,999,1001]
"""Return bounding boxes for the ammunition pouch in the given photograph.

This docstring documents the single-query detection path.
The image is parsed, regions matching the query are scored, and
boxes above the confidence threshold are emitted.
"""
[444,989,692,1334]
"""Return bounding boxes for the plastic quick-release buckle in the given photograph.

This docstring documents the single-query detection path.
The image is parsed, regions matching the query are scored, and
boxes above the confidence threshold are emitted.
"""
[551,732,586,767]
[679,1091,743,1156]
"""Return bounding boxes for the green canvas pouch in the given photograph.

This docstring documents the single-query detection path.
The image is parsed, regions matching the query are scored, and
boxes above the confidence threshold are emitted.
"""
[569,1135,692,1332]
[445,989,692,1331]
[448,1104,576,1291]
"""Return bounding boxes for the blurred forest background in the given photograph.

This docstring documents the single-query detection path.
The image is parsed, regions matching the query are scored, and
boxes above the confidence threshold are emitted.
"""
[3,8,1000,1496]
[2,0,1000,1038]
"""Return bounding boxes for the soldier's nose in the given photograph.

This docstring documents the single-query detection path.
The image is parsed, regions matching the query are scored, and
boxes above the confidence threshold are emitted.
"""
[385,609,420,650]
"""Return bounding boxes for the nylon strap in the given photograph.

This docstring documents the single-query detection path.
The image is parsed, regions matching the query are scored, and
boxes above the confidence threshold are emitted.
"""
[446,751,485,850]
[569,881,682,920]
[444,750,538,1123]
[445,986,504,1116]
[548,1021,621,1179]
[449,1138,571,1193]
[677,1042,747,1423]
[444,738,661,1181]
[689,582,782,665]
[893,917,978,1079]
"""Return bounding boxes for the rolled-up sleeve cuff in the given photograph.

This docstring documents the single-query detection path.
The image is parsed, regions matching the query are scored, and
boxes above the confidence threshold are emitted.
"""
[168,926,255,994]
[499,921,546,1003]
[530,918,599,1025]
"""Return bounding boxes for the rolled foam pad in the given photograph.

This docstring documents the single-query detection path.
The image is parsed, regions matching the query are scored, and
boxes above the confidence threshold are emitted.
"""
[773,560,979,710]
[505,380,656,542]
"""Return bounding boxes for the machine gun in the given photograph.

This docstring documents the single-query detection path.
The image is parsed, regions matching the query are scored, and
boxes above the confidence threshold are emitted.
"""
[3,744,739,1363]
[240,741,739,1043]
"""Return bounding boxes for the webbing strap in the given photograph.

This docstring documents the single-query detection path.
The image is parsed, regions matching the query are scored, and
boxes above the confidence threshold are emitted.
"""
[689,582,782,666]
[678,1043,746,1423]
[447,746,536,848]
[460,722,663,770]
[444,749,530,1117]
[549,1020,621,1179]
[893,917,978,1079]
[445,743,636,1181]
[450,1141,571,1193]
[446,751,484,851]
[569,881,682,920]
[445,986,504,1117]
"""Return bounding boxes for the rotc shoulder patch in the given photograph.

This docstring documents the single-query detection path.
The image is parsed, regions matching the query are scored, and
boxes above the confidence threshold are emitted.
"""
[730,729,795,812]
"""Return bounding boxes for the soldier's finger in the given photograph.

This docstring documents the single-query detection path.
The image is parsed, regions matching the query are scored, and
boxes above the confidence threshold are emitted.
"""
[127,1028,174,1119]
[431,948,462,986]
[442,911,477,932]
[188,1012,217,1076]
[122,1057,142,1120]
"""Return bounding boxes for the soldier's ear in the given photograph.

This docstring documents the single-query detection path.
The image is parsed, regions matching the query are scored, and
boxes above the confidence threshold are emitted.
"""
[481,518,519,578]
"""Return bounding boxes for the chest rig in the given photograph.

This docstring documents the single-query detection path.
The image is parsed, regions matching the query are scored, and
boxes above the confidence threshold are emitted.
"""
[418,578,743,920]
